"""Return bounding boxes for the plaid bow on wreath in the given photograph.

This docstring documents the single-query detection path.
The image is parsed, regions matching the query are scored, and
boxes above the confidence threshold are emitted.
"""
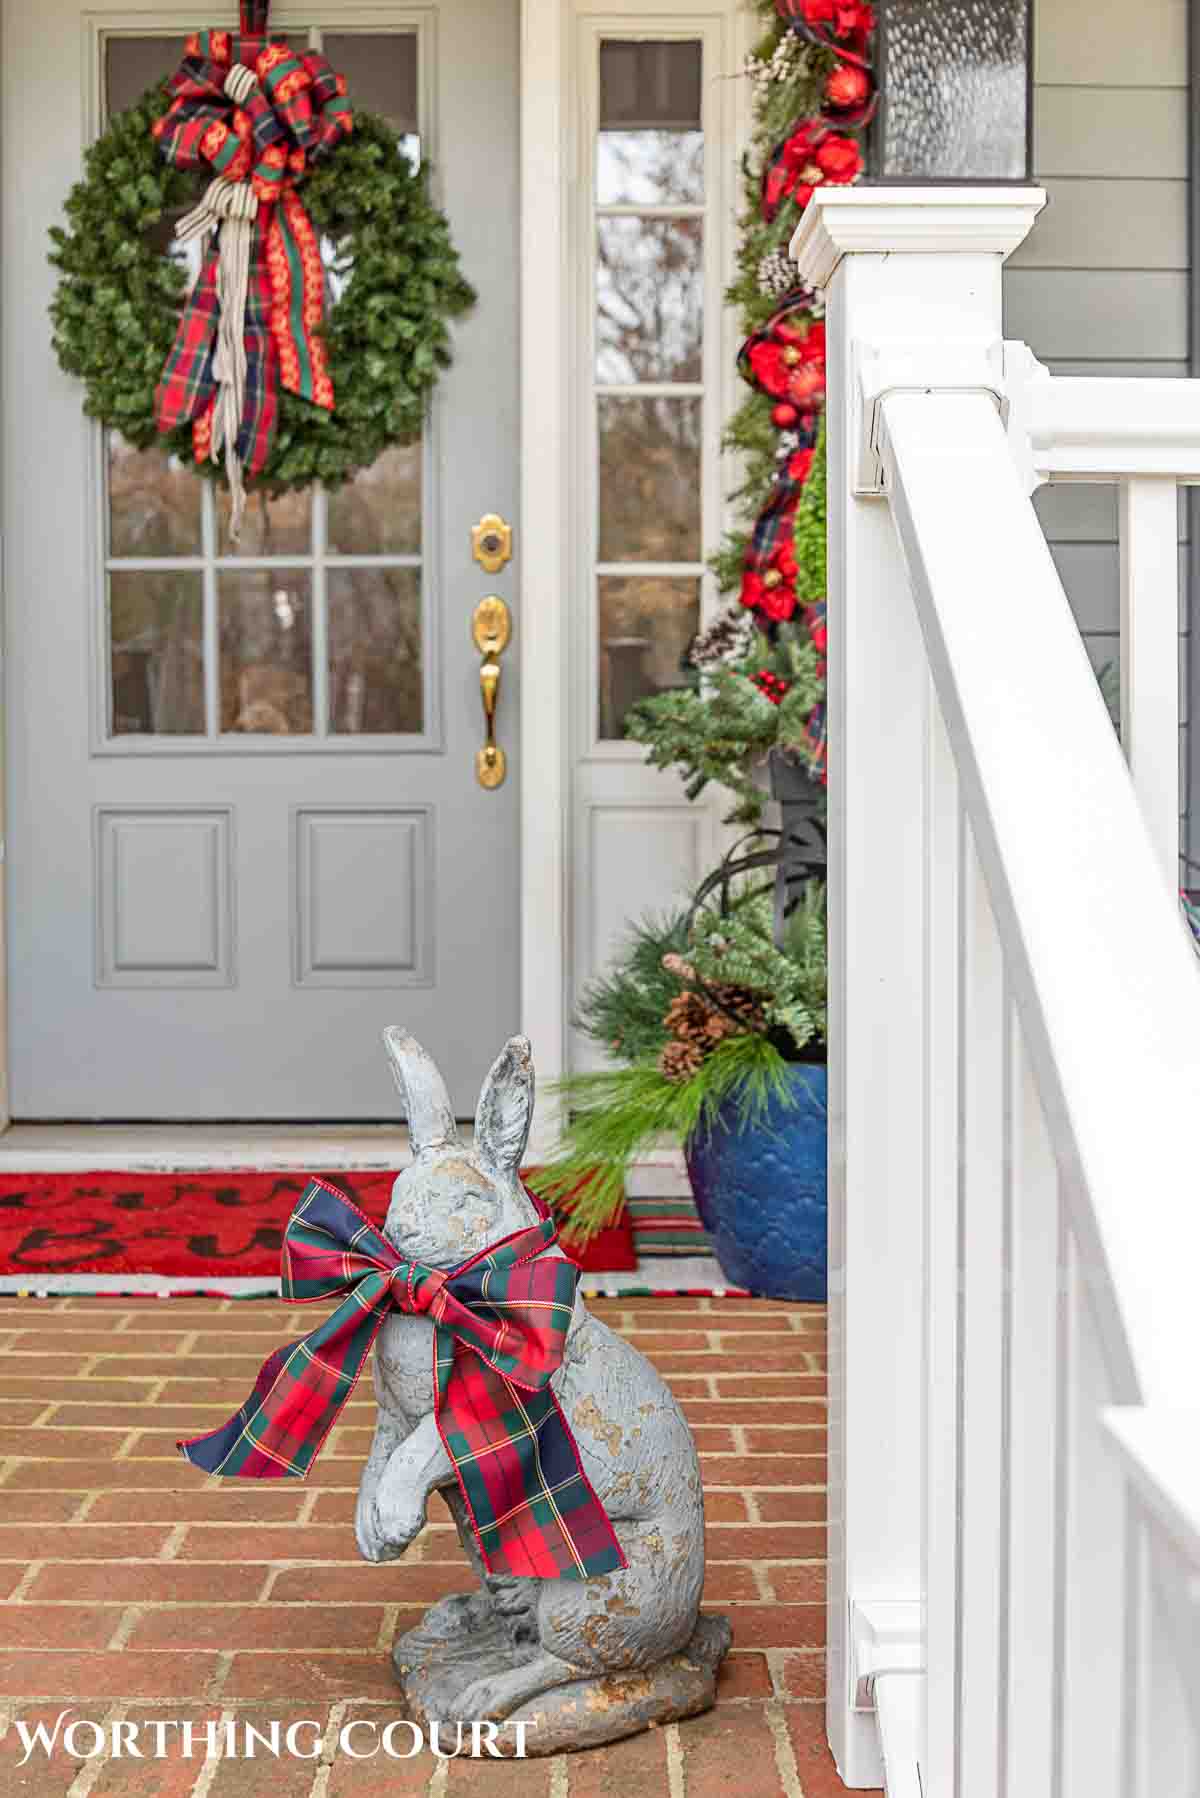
[152,1,352,534]
[178,1177,627,1582]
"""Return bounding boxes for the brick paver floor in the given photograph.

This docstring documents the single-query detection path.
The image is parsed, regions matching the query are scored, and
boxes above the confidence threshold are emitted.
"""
[0,1296,879,1796]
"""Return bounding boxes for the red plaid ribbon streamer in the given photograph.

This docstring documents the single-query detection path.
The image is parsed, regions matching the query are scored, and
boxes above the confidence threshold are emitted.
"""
[152,8,352,480]
[177,1177,627,1582]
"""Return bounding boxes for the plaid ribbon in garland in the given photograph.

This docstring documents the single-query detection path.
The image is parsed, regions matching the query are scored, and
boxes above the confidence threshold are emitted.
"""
[177,1177,627,1582]
[152,12,352,483]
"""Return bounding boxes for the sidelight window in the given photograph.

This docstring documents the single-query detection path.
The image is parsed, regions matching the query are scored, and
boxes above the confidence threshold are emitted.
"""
[590,34,716,743]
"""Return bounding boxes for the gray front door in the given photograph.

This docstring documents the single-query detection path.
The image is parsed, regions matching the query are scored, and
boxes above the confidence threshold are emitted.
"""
[2,1,520,1118]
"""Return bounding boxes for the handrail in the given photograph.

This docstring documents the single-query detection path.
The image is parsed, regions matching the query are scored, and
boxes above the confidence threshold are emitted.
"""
[1104,1409,1200,1573]
[877,387,1200,1404]
[790,186,1200,1795]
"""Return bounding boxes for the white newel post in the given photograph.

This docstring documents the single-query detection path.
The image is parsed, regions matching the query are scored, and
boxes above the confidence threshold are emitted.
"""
[789,188,1045,1789]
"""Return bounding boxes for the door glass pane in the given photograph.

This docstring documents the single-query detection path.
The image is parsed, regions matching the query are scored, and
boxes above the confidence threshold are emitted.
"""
[324,33,420,164]
[328,568,422,734]
[109,435,203,558]
[109,572,204,736]
[598,396,701,562]
[105,36,186,119]
[598,574,698,739]
[327,445,422,556]
[597,40,703,205]
[217,487,312,559]
[596,217,703,384]
[220,573,313,734]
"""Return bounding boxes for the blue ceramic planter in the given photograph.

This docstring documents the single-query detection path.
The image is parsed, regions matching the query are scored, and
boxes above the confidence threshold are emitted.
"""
[684,1063,827,1300]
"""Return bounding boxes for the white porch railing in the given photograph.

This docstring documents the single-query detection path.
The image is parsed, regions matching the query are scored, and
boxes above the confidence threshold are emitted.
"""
[790,188,1200,1797]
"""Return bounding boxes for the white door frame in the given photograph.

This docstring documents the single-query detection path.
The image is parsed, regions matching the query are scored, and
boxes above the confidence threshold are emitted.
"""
[519,0,571,1151]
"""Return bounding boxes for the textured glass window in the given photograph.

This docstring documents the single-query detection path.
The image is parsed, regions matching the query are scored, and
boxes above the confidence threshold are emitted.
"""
[878,0,1029,179]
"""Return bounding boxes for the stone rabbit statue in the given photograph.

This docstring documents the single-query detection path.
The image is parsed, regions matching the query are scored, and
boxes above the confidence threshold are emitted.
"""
[355,1026,731,1754]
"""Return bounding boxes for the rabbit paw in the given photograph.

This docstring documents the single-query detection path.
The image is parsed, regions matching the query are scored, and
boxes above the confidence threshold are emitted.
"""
[355,1492,418,1564]
[439,1651,574,1724]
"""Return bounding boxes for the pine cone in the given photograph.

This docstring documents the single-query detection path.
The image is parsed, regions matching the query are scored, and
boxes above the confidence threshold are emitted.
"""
[757,248,801,300]
[664,990,713,1045]
[706,980,767,1033]
[689,607,754,671]
[702,1006,739,1045]
[660,1038,705,1083]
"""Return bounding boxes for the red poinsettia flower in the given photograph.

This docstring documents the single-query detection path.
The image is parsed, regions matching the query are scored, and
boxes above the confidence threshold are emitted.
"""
[815,134,863,184]
[740,531,799,622]
[769,128,862,213]
[758,579,798,623]
[825,62,872,109]
[773,538,798,586]
[747,339,791,399]
[797,0,876,36]
[781,122,823,170]
[747,318,826,408]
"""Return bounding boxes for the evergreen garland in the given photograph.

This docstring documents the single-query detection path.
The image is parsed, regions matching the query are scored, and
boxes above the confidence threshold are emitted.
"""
[624,2,876,815]
[49,85,475,492]
[626,625,823,823]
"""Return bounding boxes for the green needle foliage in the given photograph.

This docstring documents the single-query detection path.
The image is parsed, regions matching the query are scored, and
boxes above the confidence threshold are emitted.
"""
[626,633,823,823]
[525,1033,800,1240]
[689,880,827,1053]
[49,86,475,492]
[573,910,690,1065]
[793,415,827,603]
[528,878,828,1237]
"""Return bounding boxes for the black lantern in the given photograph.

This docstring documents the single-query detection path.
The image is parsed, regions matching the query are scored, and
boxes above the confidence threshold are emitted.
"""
[869,0,1033,181]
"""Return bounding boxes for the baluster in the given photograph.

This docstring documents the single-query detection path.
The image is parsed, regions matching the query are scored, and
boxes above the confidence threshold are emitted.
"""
[922,688,961,1797]
[1118,477,1180,885]
[955,824,1007,1796]
[1002,1016,1061,1794]
[1059,1236,1126,1796]
[1126,1519,1200,1797]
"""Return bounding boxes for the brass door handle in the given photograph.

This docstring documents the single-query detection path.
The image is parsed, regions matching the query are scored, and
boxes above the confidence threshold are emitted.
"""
[471,596,511,789]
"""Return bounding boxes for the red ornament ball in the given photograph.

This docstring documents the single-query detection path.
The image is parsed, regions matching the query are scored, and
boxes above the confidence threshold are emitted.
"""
[772,402,799,427]
[825,62,871,109]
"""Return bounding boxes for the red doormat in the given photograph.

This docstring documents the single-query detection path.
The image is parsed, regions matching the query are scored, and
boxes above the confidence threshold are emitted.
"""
[0,1169,637,1294]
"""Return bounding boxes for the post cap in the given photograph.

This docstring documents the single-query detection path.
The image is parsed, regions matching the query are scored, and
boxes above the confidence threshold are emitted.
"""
[790,186,1046,291]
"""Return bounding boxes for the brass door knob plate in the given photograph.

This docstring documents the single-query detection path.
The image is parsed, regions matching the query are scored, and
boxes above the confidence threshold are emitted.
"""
[472,596,511,789]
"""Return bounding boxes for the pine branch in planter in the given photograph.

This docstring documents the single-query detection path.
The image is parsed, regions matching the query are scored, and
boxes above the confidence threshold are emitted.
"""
[525,1033,799,1240]
[689,882,827,1053]
[574,909,690,1065]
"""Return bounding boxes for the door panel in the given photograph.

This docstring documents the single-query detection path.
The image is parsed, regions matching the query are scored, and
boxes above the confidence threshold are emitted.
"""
[2,1,520,1117]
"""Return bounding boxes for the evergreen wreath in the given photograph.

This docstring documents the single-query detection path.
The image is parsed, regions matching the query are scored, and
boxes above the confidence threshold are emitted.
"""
[48,83,475,492]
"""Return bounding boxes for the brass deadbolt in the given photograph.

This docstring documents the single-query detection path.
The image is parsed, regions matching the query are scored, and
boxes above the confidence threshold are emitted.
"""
[471,513,513,574]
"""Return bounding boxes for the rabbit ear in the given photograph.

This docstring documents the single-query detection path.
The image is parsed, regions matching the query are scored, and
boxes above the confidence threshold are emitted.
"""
[474,1036,535,1175]
[382,1027,460,1157]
